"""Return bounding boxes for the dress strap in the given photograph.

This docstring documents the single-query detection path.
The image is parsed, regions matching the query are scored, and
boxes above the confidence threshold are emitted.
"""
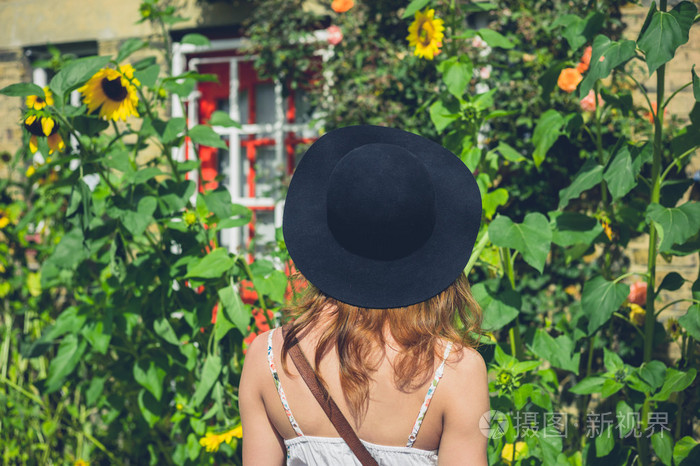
[267,328,304,437]
[406,341,453,448]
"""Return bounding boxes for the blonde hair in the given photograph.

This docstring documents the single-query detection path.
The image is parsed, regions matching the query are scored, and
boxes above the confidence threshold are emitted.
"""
[281,272,484,422]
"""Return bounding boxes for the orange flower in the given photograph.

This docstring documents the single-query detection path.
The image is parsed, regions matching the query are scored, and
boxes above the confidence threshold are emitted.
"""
[628,282,647,306]
[331,0,354,13]
[576,46,592,73]
[580,90,600,112]
[557,68,583,93]
[644,102,668,124]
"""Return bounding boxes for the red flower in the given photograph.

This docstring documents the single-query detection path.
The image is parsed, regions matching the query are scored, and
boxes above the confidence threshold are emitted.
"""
[577,46,592,73]
[628,281,647,306]
[327,25,343,46]
[240,279,258,304]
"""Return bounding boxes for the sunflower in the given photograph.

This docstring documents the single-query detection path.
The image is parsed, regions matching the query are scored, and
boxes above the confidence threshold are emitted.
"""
[24,114,65,155]
[78,64,140,121]
[199,425,243,453]
[26,86,54,110]
[406,9,445,60]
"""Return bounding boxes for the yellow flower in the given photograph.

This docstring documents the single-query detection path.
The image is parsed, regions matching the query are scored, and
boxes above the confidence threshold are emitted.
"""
[601,219,613,241]
[0,210,10,229]
[176,402,184,410]
[26,165,36,178]
[183,211,197,226]
[78,64,140,121]
[74,460,89,466]
[501,441,528,465]
[24,114,65,155]
[199,425,243,453]
[406,9,445,60]
[26,86,54,110]
[629,303,646,326]
[666,318,681,339]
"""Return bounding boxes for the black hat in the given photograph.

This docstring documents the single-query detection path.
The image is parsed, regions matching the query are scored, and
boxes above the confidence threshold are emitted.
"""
[282,125,482,309]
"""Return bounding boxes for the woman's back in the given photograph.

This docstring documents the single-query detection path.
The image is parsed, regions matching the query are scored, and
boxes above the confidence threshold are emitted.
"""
[240,321,489,465]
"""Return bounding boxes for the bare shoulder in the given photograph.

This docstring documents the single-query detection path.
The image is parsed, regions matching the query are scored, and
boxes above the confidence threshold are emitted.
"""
[446,344,488,381]
[240,329,274,388]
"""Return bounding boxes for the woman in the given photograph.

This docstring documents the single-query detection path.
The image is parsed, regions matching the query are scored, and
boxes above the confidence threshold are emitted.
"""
[239,125,489,465]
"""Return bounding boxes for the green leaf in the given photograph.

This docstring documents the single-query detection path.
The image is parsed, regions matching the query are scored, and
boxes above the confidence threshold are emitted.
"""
[138,389,162,427]
[81,319,111,354]
[529,328,580,374]
[513,383,534,410]
[154,317,180,346]
[638,360,667,392]
[536,427,563,466]
[121,196,157,236]
[252,267,288,304]
[116,38,147,63]
[73,115,109,136]
[214,303,236,342]
[189,124,228,150]
[429,100,458,133]
[491,142,525,163]
[595,424,615,457]
[601,378,624,397]
[402,0,431,18]
[678,305,700,341]
[0,82,44,98]
[133,360,166,401]
[693,65,700,102]
[218,284,251,331]
[45,334,88,393]
[581,275,630,334]
[489,213,552,273]
[477,29,514,49]
[439,56,473,98]
[550,211,603,247]
[203,187,235,219]
[134,64,160,88]
[646,202,700,253]
[570,376,606,394]
[50,56,112,96]
[579,35,636,98]
[674,436,699,466]
[637,2,697,76]
[558,159,604,210]
[652,431,673,466]
[657,272,684,293]
[472,282,520,331]
[616,400,634,438]
[209,110,242,128]
[86,376,106,407]
[532,109,565,168]
[181,33,210,46]
[482,188,508,220]
[153,117,186,144]
[493,344,517,367]
[191,355,222,406]
[603,347,624,373]
[649,367,696,401]
[604,146,638,201]
[186,248,235,279]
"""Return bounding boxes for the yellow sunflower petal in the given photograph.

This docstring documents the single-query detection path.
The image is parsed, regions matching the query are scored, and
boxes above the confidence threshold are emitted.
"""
[41,117,55,136]
[29,135,38,153]
[25,114,37,125]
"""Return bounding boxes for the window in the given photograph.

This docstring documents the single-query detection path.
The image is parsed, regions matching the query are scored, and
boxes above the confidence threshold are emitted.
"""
[172,38,321,257]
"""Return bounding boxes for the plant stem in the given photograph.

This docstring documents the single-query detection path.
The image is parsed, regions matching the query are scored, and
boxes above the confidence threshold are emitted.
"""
[640,4,666,464]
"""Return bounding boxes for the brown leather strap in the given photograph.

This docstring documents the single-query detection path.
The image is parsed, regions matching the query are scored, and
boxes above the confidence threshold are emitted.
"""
[282,324,379,466]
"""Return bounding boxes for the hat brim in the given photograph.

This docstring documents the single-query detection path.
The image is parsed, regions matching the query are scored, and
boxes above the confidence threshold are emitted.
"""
[283,125,482,309]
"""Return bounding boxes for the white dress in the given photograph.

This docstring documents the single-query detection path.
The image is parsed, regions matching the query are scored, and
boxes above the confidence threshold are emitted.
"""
[267,328,453,465]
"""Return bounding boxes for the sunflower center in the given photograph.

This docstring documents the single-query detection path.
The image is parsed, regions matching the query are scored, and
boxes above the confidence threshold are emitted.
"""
[418,23,434,46]
[101,77,128,102]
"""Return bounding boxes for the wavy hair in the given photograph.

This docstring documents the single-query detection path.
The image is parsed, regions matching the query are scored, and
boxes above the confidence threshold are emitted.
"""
[280,272,484,422]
